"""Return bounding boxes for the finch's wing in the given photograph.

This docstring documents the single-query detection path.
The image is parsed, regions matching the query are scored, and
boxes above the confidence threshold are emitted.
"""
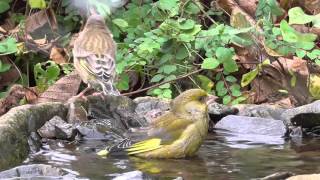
[125,114,194,155]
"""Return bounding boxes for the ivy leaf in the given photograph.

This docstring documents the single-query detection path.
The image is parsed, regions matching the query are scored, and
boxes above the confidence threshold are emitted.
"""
[151,74,165,82]
[231,96,247,105]
[0,37,18,55]
[295,49,306,58]
[117,73,129,91]
[28,0,46,9]
[223,95,232,105]
[230,84,241,97]
[226,75,237,83]
[162,89,172,99]
[178,19,195,30]
[0,0,10,13]
[158,0,179,16]
[112,19,128,28]
[201,58,220,69]
[0,61,11,73]
[158,65,177,74]
[196,75,214,93]
[216,81,227,96]
[176,46,189,60]
[241,68,259,87]
[178,33,195,42]
[288,7,314,25]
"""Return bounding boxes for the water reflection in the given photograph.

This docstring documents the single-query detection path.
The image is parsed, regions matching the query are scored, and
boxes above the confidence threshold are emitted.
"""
[27,130,320,179]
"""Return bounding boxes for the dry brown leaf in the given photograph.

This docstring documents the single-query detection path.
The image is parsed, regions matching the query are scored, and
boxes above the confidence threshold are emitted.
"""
[25,8,58,34]
[33,38,47,46]
[251,58,315,106]
[36,72,81,103]
[237,0,258,17]
[302,0,320,14]
[0,26,7,34]
[0,85,33,116]
[50,46,67,64]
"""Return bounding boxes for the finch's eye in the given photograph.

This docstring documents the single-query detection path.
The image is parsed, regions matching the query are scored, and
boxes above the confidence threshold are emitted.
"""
[199,96,206,102]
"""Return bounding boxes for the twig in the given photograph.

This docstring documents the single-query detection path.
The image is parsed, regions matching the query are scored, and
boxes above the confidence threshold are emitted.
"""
[121,69,203,96]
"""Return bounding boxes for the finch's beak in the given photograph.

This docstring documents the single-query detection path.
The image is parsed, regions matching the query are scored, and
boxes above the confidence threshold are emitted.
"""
[205,95,219,105]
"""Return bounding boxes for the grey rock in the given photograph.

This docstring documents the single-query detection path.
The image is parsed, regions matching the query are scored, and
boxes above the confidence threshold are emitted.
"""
[215,115,286,136]
[0,164,79,179]
[112,170,143,180]
[38,116,77,140]
[281,100,320,128]
[234,104,285,120]
[0,102,67,170]
[134,96,170,123]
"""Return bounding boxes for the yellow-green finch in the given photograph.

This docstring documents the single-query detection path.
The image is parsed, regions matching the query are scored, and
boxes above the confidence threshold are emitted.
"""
[98,89,215,158]
[73,14,119,96]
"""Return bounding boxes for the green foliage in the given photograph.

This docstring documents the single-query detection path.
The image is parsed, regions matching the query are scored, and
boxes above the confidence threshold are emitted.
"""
[241,59,270,87]
[28,0,46,9]
[256,0,284,21]
[0,61,11,73]
[109,1,250,103]
[34,61,60,92]
[288,7,320,28]
[0,0,11,14]
[0,37,18,55]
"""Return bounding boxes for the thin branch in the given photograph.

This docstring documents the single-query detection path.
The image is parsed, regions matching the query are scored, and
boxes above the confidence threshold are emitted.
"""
[121,69,203,96]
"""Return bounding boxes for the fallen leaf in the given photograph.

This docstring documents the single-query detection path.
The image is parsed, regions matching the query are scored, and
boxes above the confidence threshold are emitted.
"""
[25,8,58,34]
[50,46,67,64]
[36,72,82,103]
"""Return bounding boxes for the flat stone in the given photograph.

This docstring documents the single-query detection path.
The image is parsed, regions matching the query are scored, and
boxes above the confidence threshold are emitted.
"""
[215,115,286,136]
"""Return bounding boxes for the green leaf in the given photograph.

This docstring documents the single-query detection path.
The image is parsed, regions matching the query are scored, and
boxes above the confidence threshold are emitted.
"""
[196,75,214,93]
[230,84,241,97]
[112,19,128,28]
[241,68,259,87]
[216,80,227,96]
[176,46,189,60]
[296,49,306,58]
[288,7,320,28]
[226,75,237,83]
[223,95,232,104]
[117,73,130,91]
[178,33,195,42]
[0,1,10,13]
[158,0,179,16]
[280,20,316,50]
[28,0,46,9]
[164,74,176,81]
[0,61,11,73]
[307,49,320,60]
[201,58,220,69]
[231,96,247,105]
[159,65,177,74]
[216,47,238,72]
[162,89,172,99]
[288,7,314,25]
[151,74,165,82]
[178,19,195,30]
[0,37,18,55]
[159,83,170,89]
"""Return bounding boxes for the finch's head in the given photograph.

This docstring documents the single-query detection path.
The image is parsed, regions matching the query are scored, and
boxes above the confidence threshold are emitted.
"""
[171,89,208,114]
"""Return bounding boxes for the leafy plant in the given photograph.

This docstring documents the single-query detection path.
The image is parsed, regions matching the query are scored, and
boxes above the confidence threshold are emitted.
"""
[34,61,60,92]
[0,37,18,55]
[0,0,11,14]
